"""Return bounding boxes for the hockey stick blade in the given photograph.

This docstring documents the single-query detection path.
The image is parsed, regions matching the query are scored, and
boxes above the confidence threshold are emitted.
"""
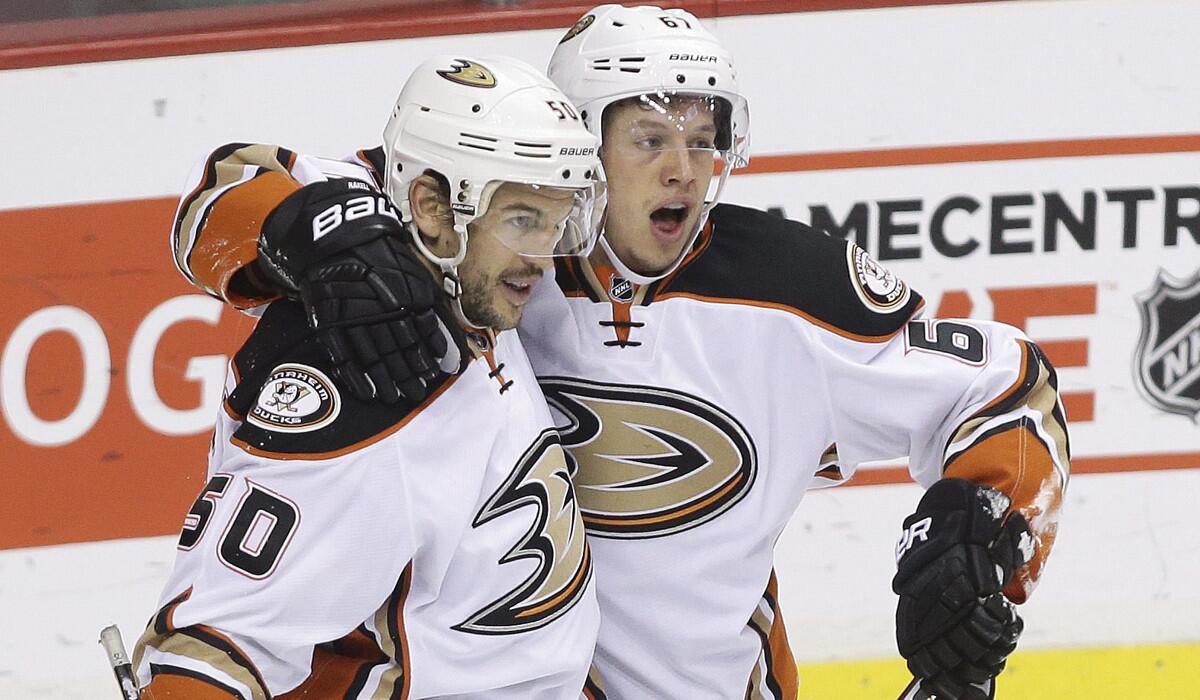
[99,625,141,700]
[897,676,995,700]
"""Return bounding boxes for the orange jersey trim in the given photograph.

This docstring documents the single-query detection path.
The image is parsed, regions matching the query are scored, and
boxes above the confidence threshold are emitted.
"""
[654,290,926,344]
[188,171,299,308]
[944,421,1063,603]
[764,574,799,699]
[230,372,463,461]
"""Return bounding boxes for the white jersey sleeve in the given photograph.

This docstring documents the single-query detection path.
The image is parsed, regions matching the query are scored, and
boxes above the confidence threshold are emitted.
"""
[806,277,1068,603]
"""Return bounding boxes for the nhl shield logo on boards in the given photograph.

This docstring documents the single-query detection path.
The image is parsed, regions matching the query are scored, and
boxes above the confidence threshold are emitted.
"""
[1133,268,1200,420]
[249,364,341,432]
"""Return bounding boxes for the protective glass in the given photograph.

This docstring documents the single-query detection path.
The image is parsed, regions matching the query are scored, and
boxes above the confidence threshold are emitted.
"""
[471,180,607,258]
[601,91,748,204]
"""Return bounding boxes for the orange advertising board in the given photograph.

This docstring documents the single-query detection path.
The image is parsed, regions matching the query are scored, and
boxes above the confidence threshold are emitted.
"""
[0,198,255,549]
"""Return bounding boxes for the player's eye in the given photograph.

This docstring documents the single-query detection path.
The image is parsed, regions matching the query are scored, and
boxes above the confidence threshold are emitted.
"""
[507,214,540,231]
[636,136,664,151]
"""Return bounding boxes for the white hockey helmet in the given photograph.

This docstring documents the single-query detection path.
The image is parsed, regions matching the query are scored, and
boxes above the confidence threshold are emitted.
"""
[548,4,750,282]
[383,55,606,282]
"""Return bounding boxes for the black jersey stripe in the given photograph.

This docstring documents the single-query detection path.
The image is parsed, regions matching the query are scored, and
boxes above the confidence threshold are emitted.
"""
[148,662,247,699]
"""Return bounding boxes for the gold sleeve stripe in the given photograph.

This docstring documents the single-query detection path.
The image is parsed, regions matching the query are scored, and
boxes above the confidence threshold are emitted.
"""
[172,144,298,300]
[944,418,1065,604]
[745,572,798,700]
[142,666,246,700]
[364,563,412,700]
[133,587,193,673]
[946,340,1071,487]
[137,625,269,700]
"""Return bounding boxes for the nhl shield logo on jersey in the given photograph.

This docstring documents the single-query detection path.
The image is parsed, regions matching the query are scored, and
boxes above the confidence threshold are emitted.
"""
[248,364,340,432]
[437,58,497,88]
[455,430,592,635]
[1134,268,1200,420]
[847,243,910,313]
[608,274,634,303]
[539,377,758,539]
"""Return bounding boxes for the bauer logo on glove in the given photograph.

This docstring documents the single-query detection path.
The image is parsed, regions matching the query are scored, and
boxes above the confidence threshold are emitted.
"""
[892,479,1034,700]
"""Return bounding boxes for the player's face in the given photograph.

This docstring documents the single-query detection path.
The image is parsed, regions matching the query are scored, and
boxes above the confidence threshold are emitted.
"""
[600,97,717,275]
[458,182,577,329]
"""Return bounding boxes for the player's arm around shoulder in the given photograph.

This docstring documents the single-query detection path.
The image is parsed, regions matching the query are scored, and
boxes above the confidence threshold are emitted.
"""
[172,143,382,307]
[174,143,460,406]
[134,302,435,698]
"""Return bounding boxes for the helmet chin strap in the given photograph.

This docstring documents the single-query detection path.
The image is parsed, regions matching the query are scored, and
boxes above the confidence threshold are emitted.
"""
[408,220,489,332]
[596,210,710,285]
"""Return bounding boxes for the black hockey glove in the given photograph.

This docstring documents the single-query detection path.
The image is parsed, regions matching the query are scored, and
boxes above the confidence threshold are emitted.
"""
[258,179,465,404]
[892,478,1033,700]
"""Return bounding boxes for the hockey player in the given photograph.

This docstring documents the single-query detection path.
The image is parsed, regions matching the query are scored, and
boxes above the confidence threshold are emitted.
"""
[132,56,608,699]
[166,6,1067,700]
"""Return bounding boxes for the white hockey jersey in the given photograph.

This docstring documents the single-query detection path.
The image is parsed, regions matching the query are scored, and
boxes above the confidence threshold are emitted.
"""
[133,300,602,699]
[518,203,1068,699]
[171,144,1067,700]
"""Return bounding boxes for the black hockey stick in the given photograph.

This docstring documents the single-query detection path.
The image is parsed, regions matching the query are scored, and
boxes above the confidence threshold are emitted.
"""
[897,676,995,700]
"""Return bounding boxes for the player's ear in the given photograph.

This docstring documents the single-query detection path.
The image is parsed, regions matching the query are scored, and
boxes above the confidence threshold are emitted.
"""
[408,173,457,258]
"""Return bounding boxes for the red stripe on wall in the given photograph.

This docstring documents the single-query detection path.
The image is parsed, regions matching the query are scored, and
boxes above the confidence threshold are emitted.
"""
[844,453,1200,488]
[737,134,1200,174]
[0,0,1010,70]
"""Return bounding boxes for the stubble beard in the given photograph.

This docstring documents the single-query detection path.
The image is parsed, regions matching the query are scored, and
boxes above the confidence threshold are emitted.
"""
[458,262,543,331]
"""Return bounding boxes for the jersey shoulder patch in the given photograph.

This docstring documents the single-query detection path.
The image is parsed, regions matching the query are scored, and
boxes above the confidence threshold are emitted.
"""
[662,203,923,339]
[225,301,452,458]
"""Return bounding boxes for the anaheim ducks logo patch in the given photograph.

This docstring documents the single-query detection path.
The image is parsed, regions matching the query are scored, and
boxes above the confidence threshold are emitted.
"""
[540,377,757,539]
[559,13,595,44]
[455,430,592,635]
[848,243,910,313]
[248,364,340,433]
[437,58,497,88]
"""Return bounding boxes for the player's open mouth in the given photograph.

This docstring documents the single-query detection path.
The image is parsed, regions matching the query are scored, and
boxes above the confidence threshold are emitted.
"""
[649,200,693,243]
[500,277,538,305]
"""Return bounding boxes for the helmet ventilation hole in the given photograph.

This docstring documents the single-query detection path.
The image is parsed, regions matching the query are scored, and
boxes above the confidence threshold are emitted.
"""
[708,77,717,86]
[562,169,571,179]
